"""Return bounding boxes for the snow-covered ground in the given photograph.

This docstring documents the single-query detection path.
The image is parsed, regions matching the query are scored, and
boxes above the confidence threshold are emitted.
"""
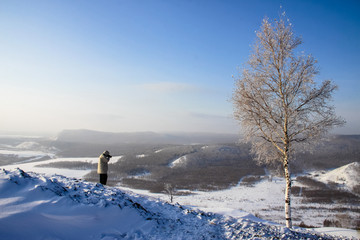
[1,157,96,178]
[315,162,360,191]
[169,155,188,168]
[0,140,57,164]
[0,168,355,240]
[1,153,123,179]
[0,145,359,239]
[121,177,359,239]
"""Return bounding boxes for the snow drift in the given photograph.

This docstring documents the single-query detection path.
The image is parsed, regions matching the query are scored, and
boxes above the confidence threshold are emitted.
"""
[0,168,348,240]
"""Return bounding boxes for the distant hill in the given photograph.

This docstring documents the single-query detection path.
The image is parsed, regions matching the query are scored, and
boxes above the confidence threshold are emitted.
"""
[55,129,239,145]
[292,134,360,172]
[317,162,360,192]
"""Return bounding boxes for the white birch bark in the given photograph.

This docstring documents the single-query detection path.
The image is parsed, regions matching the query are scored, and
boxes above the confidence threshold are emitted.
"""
[283,154,292,228]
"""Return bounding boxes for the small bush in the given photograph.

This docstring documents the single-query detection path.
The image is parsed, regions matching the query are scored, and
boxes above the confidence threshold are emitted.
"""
[356,220,360,230]
[352,184,360,195]
[298,221,316,228]
[323,219,341,228]
[254,212,262,219]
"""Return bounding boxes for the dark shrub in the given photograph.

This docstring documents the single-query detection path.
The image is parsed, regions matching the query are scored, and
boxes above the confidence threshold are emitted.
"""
[323,219,341,228]
[298,221,315,228]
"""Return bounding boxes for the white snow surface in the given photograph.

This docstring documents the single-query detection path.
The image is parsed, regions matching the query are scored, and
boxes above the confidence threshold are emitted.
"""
[316,162,360,190]
[15,141,41,149]
[0,168,352,240]
[1,156,122,179]
[0,149,55,159]
[169,155,188,168]
[1,157,97,179]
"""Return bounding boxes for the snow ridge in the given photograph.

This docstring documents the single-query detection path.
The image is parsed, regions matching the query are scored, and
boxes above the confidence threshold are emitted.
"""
[0,168,349,240]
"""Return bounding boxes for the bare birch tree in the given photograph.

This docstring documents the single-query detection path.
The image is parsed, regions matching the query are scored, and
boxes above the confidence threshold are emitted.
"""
[164,183,176,203]
[232,14,345,228]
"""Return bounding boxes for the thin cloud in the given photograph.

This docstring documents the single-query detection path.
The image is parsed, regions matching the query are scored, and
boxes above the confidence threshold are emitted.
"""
[138,82,198,93]
[189,112,229,120]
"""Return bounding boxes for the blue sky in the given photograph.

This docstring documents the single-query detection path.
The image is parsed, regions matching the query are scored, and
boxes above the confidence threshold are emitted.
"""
[0,0,359,135]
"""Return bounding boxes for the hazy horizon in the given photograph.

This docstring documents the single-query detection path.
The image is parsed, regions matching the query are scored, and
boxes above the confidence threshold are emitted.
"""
[1,1,359,135]
[0,128,359,140]
[0,128,241,138]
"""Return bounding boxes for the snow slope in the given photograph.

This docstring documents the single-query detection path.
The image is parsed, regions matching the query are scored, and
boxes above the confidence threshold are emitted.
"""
[0,168,347,240]
[169,155,188,168]
[316,162,360,190]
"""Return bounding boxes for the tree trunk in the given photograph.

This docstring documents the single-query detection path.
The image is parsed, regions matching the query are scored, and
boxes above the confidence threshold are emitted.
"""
[283,156,292,228]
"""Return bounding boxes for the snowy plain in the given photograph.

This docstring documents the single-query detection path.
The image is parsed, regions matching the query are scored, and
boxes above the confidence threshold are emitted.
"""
[0,142,359,239]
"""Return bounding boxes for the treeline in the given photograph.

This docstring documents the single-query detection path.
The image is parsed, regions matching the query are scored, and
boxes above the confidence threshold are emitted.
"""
[84,143,265,192]
[292,135,360,172]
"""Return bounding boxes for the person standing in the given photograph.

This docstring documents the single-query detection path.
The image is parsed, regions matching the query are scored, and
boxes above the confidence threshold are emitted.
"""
[98,150,112,185]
